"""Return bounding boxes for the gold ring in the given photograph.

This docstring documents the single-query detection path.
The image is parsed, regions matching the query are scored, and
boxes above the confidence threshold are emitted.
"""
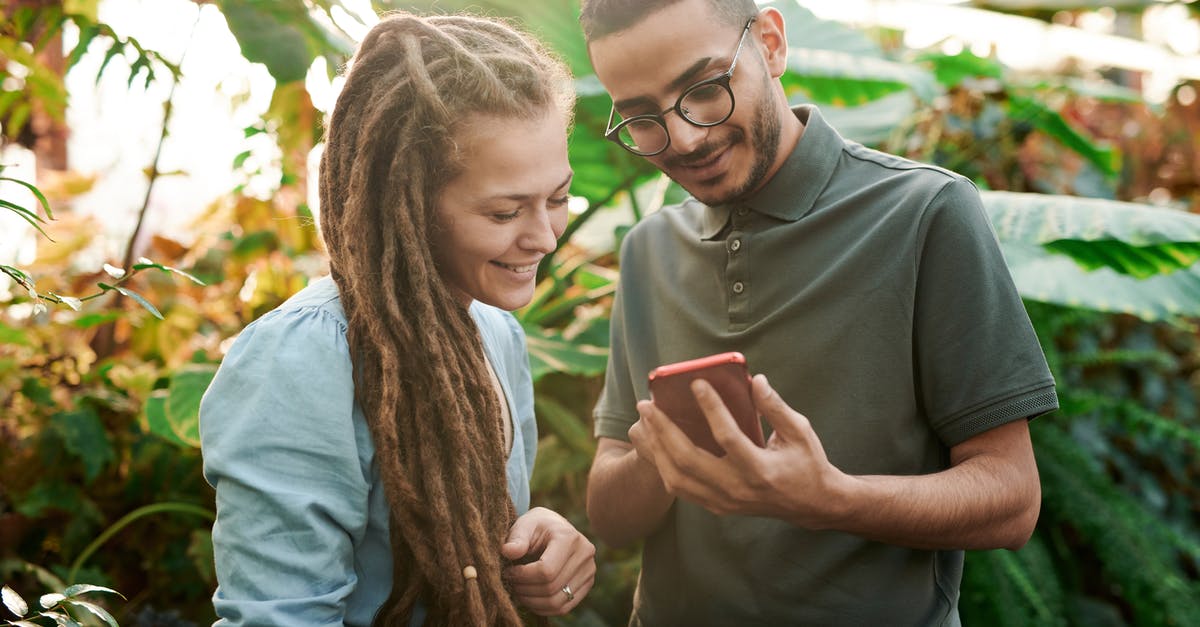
[561,583,575,602]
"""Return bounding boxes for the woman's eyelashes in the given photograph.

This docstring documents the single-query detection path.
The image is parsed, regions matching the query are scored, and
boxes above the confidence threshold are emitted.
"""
[489,195,570,222]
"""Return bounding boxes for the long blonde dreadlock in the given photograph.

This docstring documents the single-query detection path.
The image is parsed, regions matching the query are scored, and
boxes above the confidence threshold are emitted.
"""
[317,11,573,626]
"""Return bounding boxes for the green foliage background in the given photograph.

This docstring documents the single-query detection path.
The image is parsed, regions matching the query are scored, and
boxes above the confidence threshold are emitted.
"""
[3,0,1200,625]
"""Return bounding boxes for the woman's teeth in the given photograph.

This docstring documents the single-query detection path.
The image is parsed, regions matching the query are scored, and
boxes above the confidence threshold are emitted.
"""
[494,261,536,273]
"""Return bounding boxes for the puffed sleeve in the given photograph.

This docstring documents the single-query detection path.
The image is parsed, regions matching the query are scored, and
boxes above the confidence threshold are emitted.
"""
[200,305,369,626]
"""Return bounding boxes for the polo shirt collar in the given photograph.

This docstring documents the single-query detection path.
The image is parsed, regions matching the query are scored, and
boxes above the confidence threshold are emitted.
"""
[698,105,842,238]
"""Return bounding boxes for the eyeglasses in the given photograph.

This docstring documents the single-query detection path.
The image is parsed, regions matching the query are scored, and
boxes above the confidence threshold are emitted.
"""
[604,16,757,157]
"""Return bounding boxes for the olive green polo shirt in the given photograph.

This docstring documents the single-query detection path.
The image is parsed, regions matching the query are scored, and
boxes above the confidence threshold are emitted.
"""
[594,105,1058,626]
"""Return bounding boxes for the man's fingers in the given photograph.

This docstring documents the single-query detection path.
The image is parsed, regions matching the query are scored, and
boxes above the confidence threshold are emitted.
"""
[690,379,758,459]
[751,374,809,441]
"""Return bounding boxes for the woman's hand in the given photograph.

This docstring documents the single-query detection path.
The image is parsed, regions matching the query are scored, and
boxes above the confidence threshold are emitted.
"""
[501,507,596,616]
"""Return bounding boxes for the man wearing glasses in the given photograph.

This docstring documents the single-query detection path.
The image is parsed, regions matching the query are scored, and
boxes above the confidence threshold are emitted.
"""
[582,0,1059,625]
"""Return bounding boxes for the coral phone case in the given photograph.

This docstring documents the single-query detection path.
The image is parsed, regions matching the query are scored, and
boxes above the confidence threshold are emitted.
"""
[647,352,764,457]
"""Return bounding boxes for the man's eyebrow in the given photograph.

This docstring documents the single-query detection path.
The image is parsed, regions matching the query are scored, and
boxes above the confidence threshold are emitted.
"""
[613,56,716,112]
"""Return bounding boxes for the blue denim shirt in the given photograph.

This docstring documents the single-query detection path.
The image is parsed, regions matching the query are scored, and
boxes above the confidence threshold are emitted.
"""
[199,276,537,626]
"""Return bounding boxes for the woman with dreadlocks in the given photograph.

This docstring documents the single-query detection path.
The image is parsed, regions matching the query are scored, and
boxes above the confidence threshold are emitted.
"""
[199,10,596,626]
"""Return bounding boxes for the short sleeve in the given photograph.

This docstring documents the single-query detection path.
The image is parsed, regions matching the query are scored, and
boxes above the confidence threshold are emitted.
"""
[199,306,369,625]
[913,178,1058,447]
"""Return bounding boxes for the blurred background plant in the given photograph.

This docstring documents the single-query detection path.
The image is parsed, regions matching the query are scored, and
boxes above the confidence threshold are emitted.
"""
[2,0,1199,625]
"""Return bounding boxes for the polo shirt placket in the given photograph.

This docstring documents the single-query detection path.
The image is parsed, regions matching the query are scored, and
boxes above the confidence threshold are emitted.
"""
[726,206,752,330]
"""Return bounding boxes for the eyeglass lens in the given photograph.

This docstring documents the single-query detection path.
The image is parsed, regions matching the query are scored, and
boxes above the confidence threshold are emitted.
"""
[615,83,734,155]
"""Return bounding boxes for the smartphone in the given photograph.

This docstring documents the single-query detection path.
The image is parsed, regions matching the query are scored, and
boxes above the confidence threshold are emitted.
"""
[647,352,764,457]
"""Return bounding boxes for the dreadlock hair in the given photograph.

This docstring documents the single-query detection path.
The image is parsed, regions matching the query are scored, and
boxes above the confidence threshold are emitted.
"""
[317,11,573,626]
[579,0,757,41]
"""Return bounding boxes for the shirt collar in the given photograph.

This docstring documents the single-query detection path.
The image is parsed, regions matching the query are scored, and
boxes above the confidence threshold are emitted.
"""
[698,105,843,239]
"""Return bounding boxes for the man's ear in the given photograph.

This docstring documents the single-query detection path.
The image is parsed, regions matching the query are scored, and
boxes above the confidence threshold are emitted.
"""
[756,8,789,78]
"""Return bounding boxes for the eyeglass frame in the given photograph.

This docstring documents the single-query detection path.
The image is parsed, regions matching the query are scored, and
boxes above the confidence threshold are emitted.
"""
[603,16,759,157]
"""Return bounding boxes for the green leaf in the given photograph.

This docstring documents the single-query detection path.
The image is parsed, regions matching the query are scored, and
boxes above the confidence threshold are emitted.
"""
[57,295,83,311]
[0,321,29,346]
[134,258,206,285]
[66,23,100,70]
[113,285,163,319]
[0,175,53,219]
[812,91,916,146]
[528,436,592,493]
[522,325,608,381]
[985,190,1200,252]
[218,0,316,84]
[163,365,218,449]
[62,585,120,599]
[61,600,117,627]
[144,390,190,449]
[784,50,937,105]
[0,198,55,240]
[1005,242,1200,321]
[984,191,1200,320]
[20,377,53,406]
[3,585,29,617]
[1057,77,1142,103]
[1007,94,1120,178]
[233,149,252,169]
[71,312,121,329]
[39,610,81,627]
[1043,240,1200,279]
[188,529,216,586]
[232,230,281,258]
[39,593,66,609]
[50,409,116,482]
[534,396,596,456]
[917,49,1005,88]
[14,481,86,518]
[762,0,883,59]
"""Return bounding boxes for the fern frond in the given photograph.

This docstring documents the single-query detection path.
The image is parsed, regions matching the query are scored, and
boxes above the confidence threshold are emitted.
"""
[1034,423,1200,625]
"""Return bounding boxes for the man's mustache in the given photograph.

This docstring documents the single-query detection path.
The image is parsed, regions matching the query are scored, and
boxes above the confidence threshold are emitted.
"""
[661,128,745,169]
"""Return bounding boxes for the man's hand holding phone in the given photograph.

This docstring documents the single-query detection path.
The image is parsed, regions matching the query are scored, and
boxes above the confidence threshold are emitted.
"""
[630,361,848,528]
[646,352,764,456]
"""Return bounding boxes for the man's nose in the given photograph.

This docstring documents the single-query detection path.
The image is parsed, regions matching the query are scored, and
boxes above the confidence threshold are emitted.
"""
[664,113,709,156]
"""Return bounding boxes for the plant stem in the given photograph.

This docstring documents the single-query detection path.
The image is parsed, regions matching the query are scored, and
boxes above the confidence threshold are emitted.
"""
[66,502,215,585]
[119,16,199,271]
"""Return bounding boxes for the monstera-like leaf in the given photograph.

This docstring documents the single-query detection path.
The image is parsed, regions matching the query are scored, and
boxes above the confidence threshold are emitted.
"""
[983,191,1200,321]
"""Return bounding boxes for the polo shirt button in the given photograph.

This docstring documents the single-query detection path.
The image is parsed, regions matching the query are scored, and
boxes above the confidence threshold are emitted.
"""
[736,208,749,216]
[732,281,745,294]
[729,238,741,252]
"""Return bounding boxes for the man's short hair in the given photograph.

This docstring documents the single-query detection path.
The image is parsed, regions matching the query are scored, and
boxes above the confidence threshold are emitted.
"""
[579,0,758,41]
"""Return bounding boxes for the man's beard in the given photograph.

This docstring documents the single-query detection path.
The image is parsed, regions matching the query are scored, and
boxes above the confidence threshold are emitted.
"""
[661,85,782,207]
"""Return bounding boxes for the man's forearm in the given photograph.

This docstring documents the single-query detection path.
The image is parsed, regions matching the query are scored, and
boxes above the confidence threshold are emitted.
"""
[586,439,675,548]
[821,421,1040,550]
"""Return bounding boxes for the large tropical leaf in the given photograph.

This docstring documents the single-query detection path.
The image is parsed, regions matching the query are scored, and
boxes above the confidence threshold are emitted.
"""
[769,0,939,105]
[783,49,938,105]
[522,325,608,382]
[763,0,937,143]
[982,192,1200,321]
[971,0,1160,11]
[985,192,1200,249]
[762,0,884,59]
[806,91,916,146]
